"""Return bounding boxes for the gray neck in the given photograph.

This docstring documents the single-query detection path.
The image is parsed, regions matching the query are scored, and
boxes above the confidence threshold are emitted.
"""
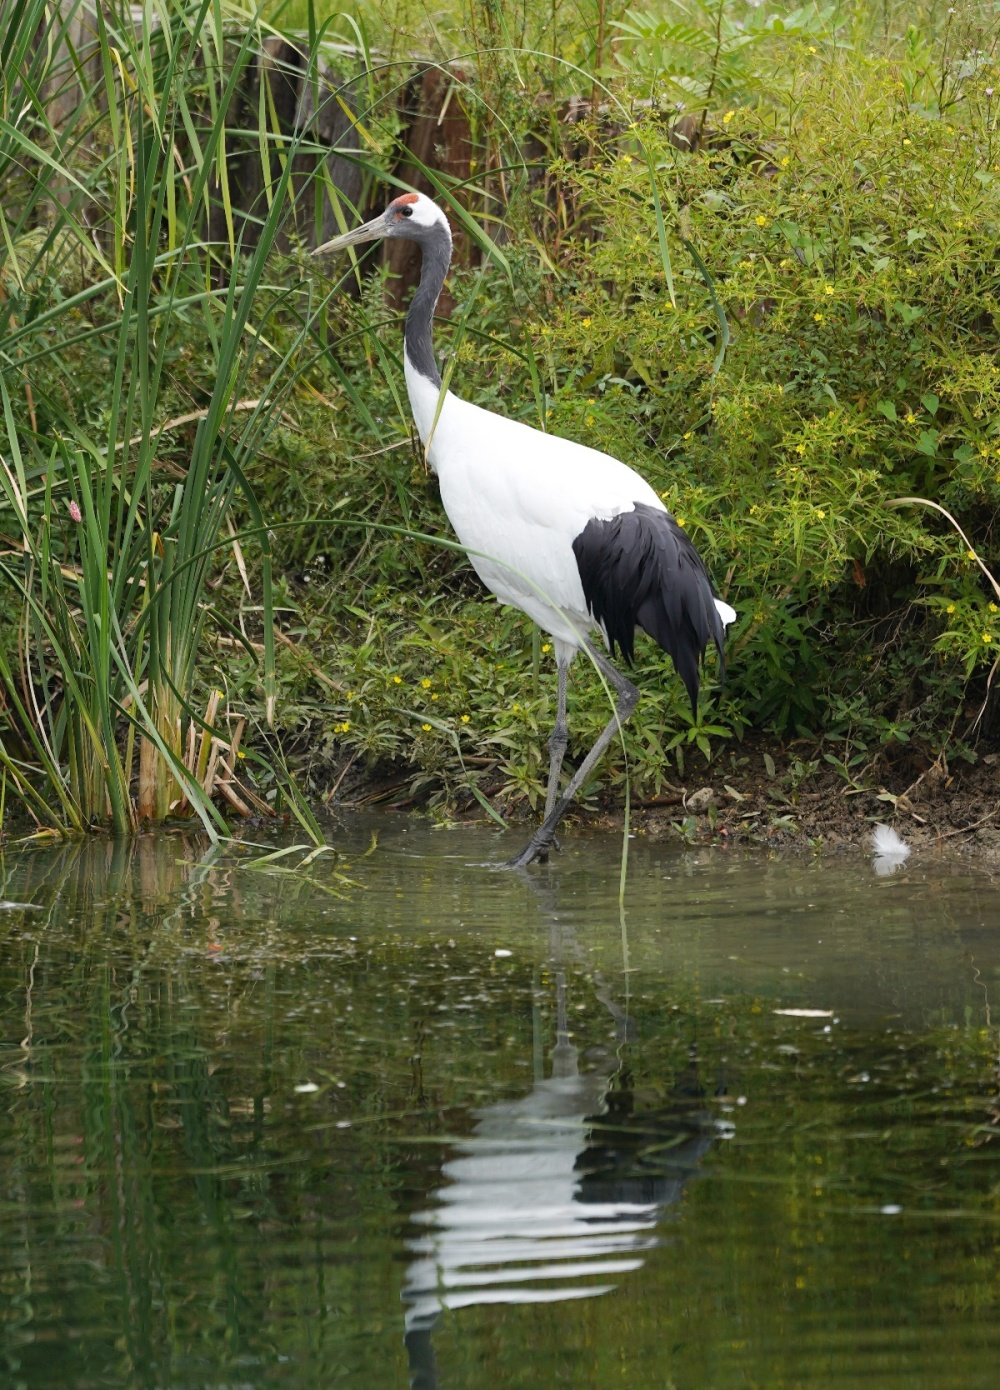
[404,222,452,388]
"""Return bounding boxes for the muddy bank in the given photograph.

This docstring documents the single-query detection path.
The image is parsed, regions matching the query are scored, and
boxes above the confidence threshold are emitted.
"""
[627,740,1000,863]
[327,734,1000,864]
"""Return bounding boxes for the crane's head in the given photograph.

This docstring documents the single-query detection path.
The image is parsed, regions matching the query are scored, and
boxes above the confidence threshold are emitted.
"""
[312,192,451,257]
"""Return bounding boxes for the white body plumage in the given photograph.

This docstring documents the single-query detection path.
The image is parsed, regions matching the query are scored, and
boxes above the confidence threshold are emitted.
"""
[405,358,736,650]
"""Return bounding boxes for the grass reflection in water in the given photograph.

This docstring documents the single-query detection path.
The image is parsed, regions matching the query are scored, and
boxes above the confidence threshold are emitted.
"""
[0,818,998,1389]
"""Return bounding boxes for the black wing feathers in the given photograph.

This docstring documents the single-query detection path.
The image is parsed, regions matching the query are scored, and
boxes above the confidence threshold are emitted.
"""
[572,503,726,713]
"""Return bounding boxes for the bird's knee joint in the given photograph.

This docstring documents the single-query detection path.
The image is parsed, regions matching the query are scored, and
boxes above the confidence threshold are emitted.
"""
[548,725,569,753]
[619,686,640,718]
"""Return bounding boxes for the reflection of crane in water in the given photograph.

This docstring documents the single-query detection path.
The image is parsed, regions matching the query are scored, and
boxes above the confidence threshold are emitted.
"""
[401,912,715,1389]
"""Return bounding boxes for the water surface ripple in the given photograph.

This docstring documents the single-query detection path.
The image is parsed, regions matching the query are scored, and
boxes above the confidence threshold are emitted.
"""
[1,816,998,1388]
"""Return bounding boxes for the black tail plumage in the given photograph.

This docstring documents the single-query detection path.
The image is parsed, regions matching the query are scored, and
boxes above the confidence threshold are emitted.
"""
[572,502,726,714]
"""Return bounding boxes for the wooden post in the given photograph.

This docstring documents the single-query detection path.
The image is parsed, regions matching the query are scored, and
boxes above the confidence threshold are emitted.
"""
[383,64,474,315]
[227,37,367,254]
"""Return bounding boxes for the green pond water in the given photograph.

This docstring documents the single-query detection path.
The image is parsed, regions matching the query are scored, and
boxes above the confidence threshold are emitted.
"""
[1,816,999,1389]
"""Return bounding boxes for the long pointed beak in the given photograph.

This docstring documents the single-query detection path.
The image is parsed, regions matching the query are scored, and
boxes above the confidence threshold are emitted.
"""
[312,213,388,257]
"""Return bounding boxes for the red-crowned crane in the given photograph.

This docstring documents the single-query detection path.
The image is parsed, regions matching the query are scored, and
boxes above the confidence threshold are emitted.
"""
[315,192,735,868]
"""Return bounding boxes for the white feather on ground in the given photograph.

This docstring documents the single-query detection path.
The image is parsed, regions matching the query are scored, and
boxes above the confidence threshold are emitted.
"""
[870,824,910,876]
[870,824,910,857]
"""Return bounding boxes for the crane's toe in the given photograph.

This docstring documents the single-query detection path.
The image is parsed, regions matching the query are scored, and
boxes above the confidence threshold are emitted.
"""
[505,830,555,869]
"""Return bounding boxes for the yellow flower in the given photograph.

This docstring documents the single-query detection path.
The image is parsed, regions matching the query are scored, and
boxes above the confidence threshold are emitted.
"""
[723,110,735,124]
[824,285,834,295]
[946,604,956,614]
[780,156,790,167]
[431,693,439,700]
[813,312,824,323]
[795,444,806,455]
[460,714,470,723]
[754,214,769,228]
[808,46,817,54]
[582,317,592,328]
[513,702,521,712]
[620,154,633,164]
[983,633,993,643]
[676,517,687,528]
[967,550,978,561]
[392,675,402,684]
[683,431,692,440]
[421,723,432,731]
[541,642,552,652]
[421,678,432,688]
[347,690,355,700]
[902,138,911,146]
[990,603,999,613]
[586,415,595,426]
[815,508,826,519]
[587,398,596,405]
[905,413,916,424]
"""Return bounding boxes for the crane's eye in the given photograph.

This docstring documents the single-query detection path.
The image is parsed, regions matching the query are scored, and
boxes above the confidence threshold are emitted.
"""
[400,206,413,217]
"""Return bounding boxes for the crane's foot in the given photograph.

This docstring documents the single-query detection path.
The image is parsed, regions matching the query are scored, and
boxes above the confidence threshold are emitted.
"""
[505,832,555,870]
[529,832,560,866]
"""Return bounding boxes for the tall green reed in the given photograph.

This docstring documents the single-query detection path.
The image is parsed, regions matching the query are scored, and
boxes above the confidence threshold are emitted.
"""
[0,0,316,834]
[0,0,533,836]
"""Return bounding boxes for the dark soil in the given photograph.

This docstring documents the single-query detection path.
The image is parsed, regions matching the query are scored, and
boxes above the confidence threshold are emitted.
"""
[625,735,1000,863]
[328,734,1000,864]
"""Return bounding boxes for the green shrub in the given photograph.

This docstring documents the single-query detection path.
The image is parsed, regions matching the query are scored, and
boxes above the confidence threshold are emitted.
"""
[284,31,1000,805]
[7,1,1000,827]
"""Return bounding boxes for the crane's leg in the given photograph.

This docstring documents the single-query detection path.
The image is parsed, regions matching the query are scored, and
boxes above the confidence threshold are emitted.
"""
[543,649,572,820]
[506,641,638,869]
[534,647,572,865]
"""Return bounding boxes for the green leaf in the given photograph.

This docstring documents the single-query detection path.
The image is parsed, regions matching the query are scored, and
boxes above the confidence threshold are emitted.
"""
[893,301,923,326]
